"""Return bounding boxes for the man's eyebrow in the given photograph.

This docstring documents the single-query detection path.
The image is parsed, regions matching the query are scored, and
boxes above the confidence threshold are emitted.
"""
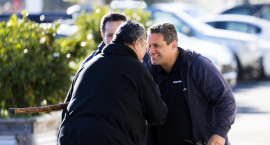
[151,43,160,45]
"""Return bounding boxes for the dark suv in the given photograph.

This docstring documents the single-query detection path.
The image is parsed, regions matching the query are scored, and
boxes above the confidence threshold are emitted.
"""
[220,3,270,21]
[0,12,72,23]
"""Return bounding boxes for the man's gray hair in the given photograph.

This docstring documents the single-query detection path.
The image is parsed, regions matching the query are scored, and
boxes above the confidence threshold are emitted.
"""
[147,22,178,45]
[112,20,145,45]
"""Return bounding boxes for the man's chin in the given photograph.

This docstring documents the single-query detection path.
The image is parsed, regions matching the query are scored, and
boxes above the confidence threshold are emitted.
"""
[150,60,158,65]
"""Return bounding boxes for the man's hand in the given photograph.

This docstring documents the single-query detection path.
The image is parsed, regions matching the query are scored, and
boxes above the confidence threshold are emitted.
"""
[207,134,225,145]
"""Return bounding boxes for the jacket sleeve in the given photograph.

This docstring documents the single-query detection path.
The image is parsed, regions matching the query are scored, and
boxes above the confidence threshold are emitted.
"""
[138,65,168,126]
[61,83,73,121]
[79,50,99,69]
[61,68,82,121]
[191,56,237,139]
[79,42,105,69]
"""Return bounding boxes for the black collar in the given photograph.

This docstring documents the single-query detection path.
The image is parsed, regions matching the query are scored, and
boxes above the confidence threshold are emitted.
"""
[102,43,138,60]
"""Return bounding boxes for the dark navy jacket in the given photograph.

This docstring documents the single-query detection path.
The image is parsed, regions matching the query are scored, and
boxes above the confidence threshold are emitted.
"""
[58,43,167,145]
[146,47,236,145]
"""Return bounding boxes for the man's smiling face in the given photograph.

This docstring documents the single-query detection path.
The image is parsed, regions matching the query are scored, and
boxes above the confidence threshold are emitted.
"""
[147,33,174,66]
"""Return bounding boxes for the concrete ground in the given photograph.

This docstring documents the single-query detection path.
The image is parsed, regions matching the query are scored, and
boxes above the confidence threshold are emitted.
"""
[228,80,270,145]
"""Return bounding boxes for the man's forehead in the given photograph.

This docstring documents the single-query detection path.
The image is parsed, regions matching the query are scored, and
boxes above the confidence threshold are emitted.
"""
[148,33,165,42]
[104,21,123,31]
[105,20,124,26]
[148,32,164,37]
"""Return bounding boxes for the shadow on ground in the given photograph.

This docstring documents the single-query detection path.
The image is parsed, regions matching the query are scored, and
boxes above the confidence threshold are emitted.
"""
[233,78,270,91]
[237,106,269,114]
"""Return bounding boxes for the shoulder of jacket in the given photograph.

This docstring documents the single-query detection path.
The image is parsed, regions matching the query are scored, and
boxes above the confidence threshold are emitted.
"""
[179,47,201,65]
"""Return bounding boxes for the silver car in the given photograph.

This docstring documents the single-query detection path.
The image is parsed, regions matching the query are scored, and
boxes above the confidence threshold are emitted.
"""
[204,14,270,42]
[50,22,238,87]
[204,14,270,77]
[146,7,262,80]
[177,32,238,87]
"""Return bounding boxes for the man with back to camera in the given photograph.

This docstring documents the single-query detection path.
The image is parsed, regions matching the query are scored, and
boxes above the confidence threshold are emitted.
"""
[57,20,168,145]
[60,12,127,126]
[145,22,236,145]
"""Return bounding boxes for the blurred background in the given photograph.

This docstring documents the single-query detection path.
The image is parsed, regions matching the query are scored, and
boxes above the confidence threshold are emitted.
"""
[1,0,270,15]
[0,0,270,145]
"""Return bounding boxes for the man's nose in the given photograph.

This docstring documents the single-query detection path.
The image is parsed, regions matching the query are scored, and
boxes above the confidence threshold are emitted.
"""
[148,46,154,54]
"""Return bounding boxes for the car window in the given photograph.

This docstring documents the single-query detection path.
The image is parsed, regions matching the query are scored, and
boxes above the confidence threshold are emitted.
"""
[225,8,250,15]
[261,6,270,21]
[152,11,193,36]
[206,22,217,27]
[217,21,261,35]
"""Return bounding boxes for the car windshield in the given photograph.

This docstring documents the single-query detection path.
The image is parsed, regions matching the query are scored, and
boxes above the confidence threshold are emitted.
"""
[149,8,213,36]
[261,6,270,20]
[226,8,250,15]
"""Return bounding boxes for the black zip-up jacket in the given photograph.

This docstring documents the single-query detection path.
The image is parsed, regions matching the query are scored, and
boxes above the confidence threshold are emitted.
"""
[147,47,236,145]
[58,43,167,145]
[79,41,106,69]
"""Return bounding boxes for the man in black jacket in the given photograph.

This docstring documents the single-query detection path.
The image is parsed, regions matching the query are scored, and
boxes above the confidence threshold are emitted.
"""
[145,23,236,145]
[57,20,168,145]
[62,12,126,120]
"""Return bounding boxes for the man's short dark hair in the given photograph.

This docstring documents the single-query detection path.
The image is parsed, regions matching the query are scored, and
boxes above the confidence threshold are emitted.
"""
[112,20,145,45]
[148,22,178,45]
[100,12,127,34]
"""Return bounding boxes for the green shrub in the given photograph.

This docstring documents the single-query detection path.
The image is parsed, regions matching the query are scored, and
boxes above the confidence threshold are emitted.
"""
[0,6,152,118]
[0,11,72,117]
[58,5,152,66]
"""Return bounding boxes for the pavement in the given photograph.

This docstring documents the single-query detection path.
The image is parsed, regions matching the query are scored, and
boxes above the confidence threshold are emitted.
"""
[228,80,270,145]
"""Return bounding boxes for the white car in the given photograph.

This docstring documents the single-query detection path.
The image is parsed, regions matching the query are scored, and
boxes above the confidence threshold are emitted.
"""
[146,7,262,80]
[152,2,207,20]
[204,14,270,42]
[204,14,270,77]
[51,22,238,87]
[258,40,270,78]
[177,32,238,87]
[263,51,270,77]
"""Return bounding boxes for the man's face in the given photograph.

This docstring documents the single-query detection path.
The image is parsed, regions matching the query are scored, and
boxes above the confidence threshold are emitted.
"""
[137,38,147,62]
[147,33,173,66]
[101,20,124,44]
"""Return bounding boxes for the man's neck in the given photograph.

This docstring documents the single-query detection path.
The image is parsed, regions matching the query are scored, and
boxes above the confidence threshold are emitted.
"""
[161,50,179,73]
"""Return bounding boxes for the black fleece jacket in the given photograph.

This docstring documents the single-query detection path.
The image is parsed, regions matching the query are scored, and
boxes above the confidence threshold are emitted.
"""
[58,43,167,145]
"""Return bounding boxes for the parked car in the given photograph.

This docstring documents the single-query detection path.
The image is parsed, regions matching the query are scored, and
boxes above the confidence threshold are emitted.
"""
[52,20,238,87]
[177,32,238,87]
[0,12,72,23]
[40,23,78,38]
[66,3,93,20]
[204,14,270,78]
[110,0,147,9]
[263,51,270,77]
[258,40,270,78]
[204,14,270,42]
[152,2,207,20]
[220,3,270,21]
[146,7,262,80]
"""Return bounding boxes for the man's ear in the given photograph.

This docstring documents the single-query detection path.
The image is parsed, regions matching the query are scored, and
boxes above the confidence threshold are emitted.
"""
[101,33,104,40]
[134,38,140,50]
[171,40,178,50]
